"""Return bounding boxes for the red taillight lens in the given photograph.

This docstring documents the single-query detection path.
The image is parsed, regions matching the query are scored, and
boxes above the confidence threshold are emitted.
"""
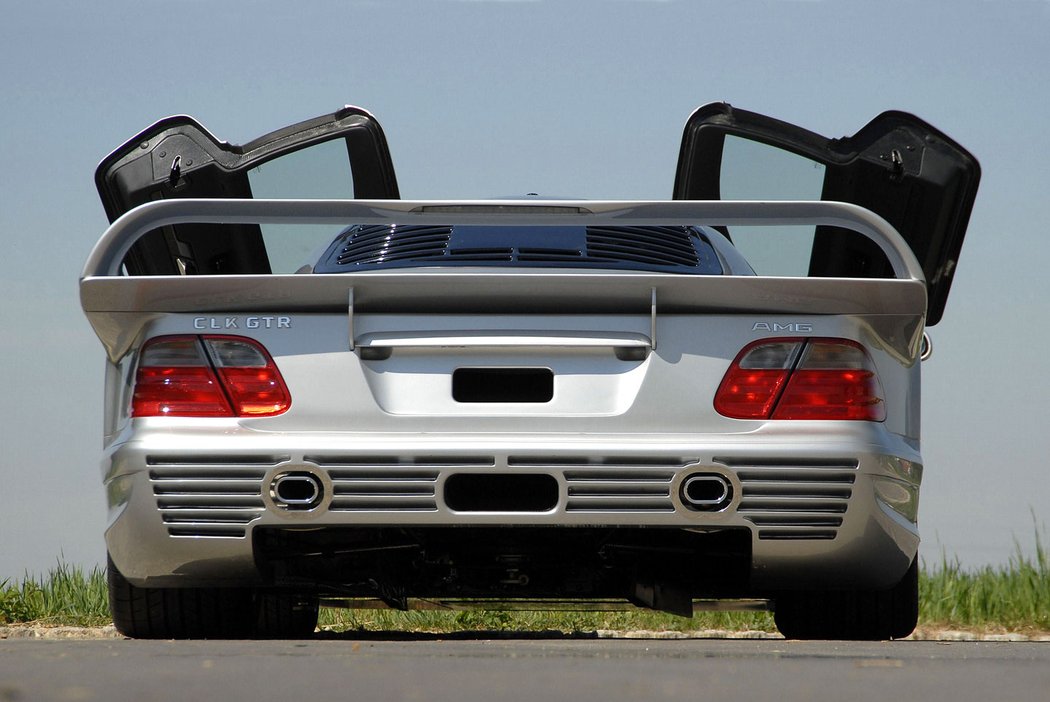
[774,340,885,421]
[204,337,291,416]
[133,336,231,417]
[715,338,885,421]
[714,339,800,419]
[132,335,290,418]
[713,368,791,419]
[132,365,233,417]
[773,369,885,420]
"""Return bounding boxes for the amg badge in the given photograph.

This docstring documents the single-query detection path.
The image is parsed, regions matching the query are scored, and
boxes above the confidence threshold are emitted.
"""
[752,322,813,333]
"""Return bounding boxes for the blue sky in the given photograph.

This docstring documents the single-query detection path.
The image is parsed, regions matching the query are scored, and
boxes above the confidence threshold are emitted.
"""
[2,0,1049,580]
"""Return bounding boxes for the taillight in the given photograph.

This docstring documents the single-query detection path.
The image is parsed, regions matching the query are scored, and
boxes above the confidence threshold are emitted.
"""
[203,336,292,416]
[715,338,885,421]
[132,335,291,418]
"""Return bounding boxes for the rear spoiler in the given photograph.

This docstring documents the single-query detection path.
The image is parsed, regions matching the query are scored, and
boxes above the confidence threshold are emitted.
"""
[83,199,925,280]
[80,199,928,359]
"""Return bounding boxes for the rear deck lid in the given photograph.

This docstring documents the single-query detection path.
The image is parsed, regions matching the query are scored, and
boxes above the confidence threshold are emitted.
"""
[673,102,980,325]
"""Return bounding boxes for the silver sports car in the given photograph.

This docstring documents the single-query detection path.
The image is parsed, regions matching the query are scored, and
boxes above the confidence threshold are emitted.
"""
[80,103,979,639]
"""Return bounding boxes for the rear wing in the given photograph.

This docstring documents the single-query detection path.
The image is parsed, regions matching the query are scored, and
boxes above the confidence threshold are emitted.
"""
[83,198,925,279]
[80,199,928,359]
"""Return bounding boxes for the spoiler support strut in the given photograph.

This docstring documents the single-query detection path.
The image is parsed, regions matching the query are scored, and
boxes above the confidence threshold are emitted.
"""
[348,288,355,351]
[651,288,658,351]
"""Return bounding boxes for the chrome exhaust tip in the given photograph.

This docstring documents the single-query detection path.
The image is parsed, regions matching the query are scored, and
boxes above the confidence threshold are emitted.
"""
[271,472,323,510]
[681,473,733,512]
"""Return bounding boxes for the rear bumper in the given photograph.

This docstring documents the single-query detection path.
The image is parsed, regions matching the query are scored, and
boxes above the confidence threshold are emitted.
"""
[103,427,921,594]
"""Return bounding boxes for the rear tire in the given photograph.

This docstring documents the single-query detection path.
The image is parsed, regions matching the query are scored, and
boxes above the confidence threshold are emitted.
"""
[107,555,318,639]
[773,558,918,640]
[255,591,320,639]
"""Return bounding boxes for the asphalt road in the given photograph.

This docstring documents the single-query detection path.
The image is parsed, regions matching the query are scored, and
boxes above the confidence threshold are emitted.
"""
[2,635,1048,702]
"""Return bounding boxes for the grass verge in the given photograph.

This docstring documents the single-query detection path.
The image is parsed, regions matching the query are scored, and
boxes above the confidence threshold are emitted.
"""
[0,563,109,627]
[315,607,775,634]
[919,533,1050,633]
[4,537,1048,633]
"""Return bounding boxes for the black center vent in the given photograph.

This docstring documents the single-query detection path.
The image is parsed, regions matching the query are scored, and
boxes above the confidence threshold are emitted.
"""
[335,224,452,265]
[315,224,722,274]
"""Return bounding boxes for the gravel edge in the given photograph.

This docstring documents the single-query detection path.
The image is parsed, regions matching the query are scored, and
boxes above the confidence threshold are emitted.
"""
[3,624,1050,642]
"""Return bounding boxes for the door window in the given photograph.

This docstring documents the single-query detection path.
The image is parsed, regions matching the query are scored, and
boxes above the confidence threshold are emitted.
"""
[247,140,355,273]
[672,102,980,324]
[719,136,826,276]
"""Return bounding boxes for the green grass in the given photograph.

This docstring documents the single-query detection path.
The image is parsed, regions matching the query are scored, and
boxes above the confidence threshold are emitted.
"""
[3,538,1048,633]
[919,533,1050,632]
[0,562,110,627]
[315,606,776,635]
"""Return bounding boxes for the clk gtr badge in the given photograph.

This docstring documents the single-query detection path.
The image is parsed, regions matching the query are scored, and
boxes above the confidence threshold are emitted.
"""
[193,316,292,330]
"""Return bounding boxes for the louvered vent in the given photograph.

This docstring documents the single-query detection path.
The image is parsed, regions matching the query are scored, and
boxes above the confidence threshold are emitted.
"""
[326,468,440,512]
[335,224,452,266]
[308,455,494,512]
[322,224,714,272]
[508,456,686,514]
[717,458,858,540]
[563,470,676,513]
[148,464,270,537]
[585,226,700,267]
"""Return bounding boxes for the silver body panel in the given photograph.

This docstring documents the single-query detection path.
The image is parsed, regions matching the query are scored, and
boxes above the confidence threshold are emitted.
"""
[83,199,927,599]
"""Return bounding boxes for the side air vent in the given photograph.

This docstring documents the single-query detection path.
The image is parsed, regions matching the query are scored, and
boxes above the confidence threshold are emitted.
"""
[717,458,858,540]
[149,466,267,537]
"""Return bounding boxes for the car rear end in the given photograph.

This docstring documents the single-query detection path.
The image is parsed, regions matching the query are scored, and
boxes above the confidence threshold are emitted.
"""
[83,199,928,638]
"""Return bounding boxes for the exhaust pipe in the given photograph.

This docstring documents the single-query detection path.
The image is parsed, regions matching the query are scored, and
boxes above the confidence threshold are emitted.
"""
[271,472,323,510]
[681,473,732,512]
